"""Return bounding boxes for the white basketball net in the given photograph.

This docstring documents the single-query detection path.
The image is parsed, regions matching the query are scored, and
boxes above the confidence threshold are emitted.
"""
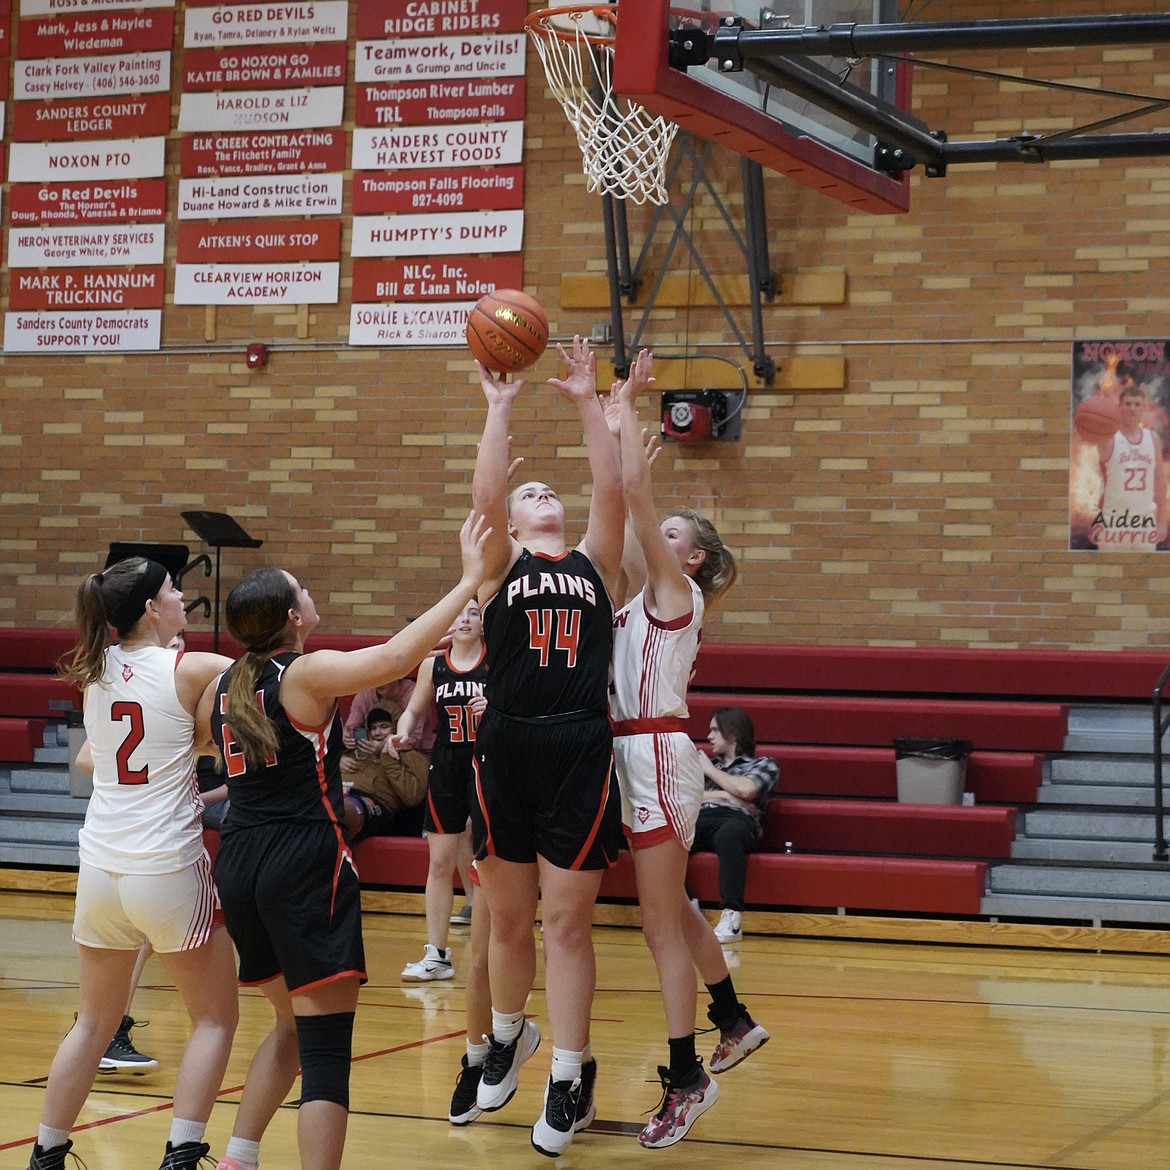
[527,8,679,206]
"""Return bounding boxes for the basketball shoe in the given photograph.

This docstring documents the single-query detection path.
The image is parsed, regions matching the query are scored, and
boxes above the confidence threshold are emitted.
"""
[401,944,454,981]
[708,1003,770,1073]
[531,1074,582,1157]
[157,1141,214,1170]
[477,1019,540,1111]
[574,1057,597,1132]
[27,1141,75,1170]
[637,1063,719,1148]
[99,1014,159,1074]
[449,1056,484,1125]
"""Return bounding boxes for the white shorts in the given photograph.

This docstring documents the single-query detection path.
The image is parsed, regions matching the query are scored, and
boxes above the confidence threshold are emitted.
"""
[614,731,704,849]
[73,853,219,953]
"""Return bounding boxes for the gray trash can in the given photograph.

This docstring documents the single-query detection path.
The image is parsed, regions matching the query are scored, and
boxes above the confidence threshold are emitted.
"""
[894,737,973,805]
[67,710,92,799]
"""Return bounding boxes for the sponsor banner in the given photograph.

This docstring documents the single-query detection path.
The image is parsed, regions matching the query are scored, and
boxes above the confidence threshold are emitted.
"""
[184,1,348,48]
[18,10,175,59]
[9,178,167,225]
[184,42,346,90]
[181,128,346,177]
[14,93,171,142]
[178,85,343,131]
[176,218,340,263]
[0,15,9,56]
[353,164,523,215]
[352,253,522,303]
[8,137,165,183]
[178,172,342,219]
[4,309,162,353]
[355,34,525,83]
[173,262,340,304]
[355,76,524,127]
[349,300,472,347]
[9,265,165,310]
[16,50,170,99]
[20,0,172,15]
[8,223,166,267]
[352,122,523,171]
[352,209,523,257]
[355,0,528,38]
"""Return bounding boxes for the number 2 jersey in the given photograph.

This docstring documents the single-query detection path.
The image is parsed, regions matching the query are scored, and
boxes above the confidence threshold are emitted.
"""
[481,548,614,718]
[79,643,205,875]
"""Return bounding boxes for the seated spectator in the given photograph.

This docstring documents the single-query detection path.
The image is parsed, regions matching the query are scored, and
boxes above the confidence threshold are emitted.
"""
[691,707,779,943]
[341,706,429,839]
[343,679,435,755]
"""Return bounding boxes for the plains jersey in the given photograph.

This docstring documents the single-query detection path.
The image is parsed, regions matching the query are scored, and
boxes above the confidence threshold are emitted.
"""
[210,651,346,833]
[481,548,613,718]
[610,578,704,727]
[432,647,489,749]
[79,644,205,875]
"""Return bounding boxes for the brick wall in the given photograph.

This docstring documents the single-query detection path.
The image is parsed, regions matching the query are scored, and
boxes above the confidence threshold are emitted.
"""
[2,1,1169,650]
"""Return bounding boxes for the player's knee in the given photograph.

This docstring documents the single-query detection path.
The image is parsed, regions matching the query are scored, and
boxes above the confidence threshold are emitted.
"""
[295,1012,355,1109]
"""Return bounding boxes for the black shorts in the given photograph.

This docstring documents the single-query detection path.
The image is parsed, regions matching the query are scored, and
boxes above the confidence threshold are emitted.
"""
[471,707,622,871]
[215,820,366,994]
[424,743,475,835]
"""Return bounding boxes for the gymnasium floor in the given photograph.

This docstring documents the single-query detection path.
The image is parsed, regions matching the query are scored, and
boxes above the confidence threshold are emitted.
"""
[2,890,1168,1169]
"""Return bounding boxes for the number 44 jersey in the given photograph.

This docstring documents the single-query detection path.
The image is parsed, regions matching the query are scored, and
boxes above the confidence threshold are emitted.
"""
[481,548,614,718]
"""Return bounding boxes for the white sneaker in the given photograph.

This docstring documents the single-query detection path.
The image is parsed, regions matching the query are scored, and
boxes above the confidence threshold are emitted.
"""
[713,909,742,943]
[401,943,454,981]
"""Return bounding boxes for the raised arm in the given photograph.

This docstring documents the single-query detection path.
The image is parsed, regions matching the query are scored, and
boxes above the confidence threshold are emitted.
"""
[618,350,694,622]
[392,654,436,752]
[472,362,524,596]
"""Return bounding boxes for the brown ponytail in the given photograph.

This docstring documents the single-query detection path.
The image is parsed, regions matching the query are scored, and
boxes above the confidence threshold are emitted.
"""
[222,567,296,769]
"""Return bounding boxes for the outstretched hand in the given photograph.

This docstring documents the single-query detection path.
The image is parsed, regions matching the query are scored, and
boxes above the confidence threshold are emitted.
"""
[459,510,493,587]
[477,361,524,407]
[617,347,655,406]
[547,336,597,405]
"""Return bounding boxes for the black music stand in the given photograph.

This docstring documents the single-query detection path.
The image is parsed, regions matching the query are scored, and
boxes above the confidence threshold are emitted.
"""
[180,511,263,651]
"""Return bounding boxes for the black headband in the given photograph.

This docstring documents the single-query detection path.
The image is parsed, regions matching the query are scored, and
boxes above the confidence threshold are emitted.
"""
[109,559,169,634]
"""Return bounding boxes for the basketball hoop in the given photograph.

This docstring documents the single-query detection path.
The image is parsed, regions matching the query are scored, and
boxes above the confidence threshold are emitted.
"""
[525,5,679,206]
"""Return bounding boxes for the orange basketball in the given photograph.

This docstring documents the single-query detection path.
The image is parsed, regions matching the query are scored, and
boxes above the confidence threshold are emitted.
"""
[1074,395,1121,441]
[466,288,549,374]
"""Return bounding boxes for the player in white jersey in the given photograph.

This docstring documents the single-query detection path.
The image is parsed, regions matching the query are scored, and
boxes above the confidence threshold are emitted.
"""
[609,351,768,1149]
[28,558,238,1170]
[1092,384,1168,549]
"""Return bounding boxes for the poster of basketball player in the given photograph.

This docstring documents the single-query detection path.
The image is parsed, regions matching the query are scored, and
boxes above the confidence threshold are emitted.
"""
[1069,339,1170,552]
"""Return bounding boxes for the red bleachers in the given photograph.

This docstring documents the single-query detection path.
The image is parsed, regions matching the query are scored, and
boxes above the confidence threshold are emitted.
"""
[0,718,38,762]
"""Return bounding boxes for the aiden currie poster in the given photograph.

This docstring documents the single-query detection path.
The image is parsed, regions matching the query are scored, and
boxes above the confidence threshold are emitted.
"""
[1069,339,1170,552]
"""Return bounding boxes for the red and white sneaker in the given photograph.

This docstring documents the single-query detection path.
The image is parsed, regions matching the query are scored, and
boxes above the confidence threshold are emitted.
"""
[709,1005,770,1074]
[637,1064,719,1148]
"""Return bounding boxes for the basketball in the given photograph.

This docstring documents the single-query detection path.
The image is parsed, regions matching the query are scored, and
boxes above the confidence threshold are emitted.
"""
[466,289,549,374]
[1074,394,1121,441]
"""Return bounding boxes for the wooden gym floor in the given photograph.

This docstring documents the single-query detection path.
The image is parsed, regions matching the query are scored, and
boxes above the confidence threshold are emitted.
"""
[1,889,1169,1169]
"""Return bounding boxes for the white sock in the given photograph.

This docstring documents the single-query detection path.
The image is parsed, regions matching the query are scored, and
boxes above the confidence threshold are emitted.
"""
[225,1136,262,1168]
[551,1046,584,1084]
[37,1126,70,1152]
[169,1118,206,1147]
[492,1008,524,1044]
[467,1037,490,1065]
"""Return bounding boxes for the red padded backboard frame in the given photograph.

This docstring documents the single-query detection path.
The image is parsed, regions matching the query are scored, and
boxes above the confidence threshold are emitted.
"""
[612,0,911,214]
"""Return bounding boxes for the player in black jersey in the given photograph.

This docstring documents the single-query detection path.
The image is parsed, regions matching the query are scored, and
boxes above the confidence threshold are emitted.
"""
[470,337,625,1157]
[200,513,489,1170]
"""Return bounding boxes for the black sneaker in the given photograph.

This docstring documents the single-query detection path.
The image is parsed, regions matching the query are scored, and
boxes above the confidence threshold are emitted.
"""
[476,1019,540,1111]
[28,1141,75,1170]
[156,1142,213,1170]
[99,1015,159,1075]
[449,1056,484,1126]
[531,1075,582,1157]
[573,1058,597,1132]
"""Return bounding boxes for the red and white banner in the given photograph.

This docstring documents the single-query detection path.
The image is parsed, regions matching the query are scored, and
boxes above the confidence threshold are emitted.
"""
[9,179,167,226]
[21,0,172,14]
[10,266,165,310]
[176,218,340,263]
[4,310,161,353]
[355,34,525,83]
[352,254,522,303]
[184,42,346,90]
[356,76,524,127]
[9,223,165,267]
[16,50,170,99]
[178,85,343,131]
[13,92,170,141]
[349,301,473,347]
[180,128,345,176]
[352,210,523,257]
[9,138,164,183]
[173,263,339,305]
[352,123,523,171]
[178,173,342,219]
[356,0,528,39]
[353,165,523,215]
[184,2,348,49]
[18,10,174,58]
